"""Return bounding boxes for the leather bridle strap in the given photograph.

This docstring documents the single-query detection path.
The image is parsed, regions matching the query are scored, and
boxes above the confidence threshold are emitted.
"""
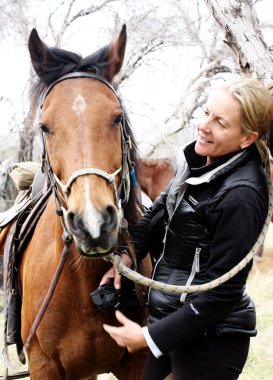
[40,72,117,107]
[22,232,73,355]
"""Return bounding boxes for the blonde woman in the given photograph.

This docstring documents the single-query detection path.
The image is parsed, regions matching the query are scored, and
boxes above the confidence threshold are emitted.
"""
[101,78,273,380]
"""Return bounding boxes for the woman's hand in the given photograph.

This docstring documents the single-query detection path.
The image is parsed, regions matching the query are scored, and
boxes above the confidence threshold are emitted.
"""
[103,310,147,352]
[100,252,133,289]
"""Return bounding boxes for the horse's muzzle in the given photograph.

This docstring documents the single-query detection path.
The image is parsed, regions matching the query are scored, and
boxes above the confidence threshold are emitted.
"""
[66,205,119,256]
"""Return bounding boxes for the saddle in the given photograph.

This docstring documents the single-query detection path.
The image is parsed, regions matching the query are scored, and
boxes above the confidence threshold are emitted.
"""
[0,167,51,360]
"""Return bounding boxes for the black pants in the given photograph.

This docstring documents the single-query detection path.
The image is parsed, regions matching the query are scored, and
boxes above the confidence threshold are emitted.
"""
[141,334,250,380]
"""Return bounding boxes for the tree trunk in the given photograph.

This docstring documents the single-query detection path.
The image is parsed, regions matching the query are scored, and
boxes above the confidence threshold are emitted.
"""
[204,0,273,83]
[18,110,36,162]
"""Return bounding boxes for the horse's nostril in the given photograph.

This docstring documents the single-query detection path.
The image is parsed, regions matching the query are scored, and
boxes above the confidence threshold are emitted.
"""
[67,211,87,236]
[104,205,117,227]
[67,211,76,230]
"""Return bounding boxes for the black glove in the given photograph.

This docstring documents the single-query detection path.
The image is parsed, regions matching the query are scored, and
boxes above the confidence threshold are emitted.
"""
[90,277,139,312]
[90,282,121,312]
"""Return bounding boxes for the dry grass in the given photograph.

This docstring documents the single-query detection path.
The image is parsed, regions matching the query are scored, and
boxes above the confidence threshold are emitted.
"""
[239,268,273,380]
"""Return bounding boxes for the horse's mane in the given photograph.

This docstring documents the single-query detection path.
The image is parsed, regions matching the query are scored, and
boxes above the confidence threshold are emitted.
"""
[30,44,142,231]
[121,111,142,231]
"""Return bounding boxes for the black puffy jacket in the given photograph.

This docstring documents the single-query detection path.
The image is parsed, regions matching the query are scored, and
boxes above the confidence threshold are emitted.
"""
[133,141,268,354]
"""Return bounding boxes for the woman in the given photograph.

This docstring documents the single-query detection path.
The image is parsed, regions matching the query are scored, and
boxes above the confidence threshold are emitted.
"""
[101,77,273,380]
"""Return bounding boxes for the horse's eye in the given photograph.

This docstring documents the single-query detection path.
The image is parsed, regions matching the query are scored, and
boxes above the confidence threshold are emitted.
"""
[113,114,123,125]
[39,123,51,134]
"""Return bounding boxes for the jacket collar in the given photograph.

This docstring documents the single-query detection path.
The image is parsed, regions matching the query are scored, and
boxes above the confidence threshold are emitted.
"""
[166,141,260,218]
[183,141,246,177]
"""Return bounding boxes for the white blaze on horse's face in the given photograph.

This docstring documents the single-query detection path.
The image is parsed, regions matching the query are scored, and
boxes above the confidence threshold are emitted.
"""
[71,93,104,243]
[83,178,103,241]
[72,94,87,115]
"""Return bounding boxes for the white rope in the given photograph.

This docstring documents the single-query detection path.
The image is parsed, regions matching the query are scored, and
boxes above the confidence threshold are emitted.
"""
[105,158,273,295]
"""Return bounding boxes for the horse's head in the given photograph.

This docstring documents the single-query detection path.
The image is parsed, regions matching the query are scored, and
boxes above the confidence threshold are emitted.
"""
[28,26,140,258]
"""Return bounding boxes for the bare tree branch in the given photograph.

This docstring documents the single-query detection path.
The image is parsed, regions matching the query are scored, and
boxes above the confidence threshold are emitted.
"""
[204,0,273,82]
[68,0,117,26]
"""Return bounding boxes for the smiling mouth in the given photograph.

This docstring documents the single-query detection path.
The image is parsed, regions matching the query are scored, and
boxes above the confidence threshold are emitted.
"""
[199,135,212,144]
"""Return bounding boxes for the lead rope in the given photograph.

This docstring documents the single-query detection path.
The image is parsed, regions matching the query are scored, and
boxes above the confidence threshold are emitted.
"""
[105,157,273,295]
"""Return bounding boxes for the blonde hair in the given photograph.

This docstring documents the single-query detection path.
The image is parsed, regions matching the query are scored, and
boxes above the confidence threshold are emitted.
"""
[221,77,273,164]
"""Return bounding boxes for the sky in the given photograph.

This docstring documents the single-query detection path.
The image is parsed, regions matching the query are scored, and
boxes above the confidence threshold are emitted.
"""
[0,0,273,160]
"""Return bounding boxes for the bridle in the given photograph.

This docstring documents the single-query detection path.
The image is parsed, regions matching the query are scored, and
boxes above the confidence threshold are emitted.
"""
[40,72,135,230]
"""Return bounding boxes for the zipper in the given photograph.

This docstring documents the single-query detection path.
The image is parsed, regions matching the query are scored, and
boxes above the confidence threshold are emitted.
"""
[147,223,169,304]
[180,247,201,303]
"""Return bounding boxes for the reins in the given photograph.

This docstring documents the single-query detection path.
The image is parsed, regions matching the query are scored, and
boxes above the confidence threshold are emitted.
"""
[22,232,73,353]
[105,156,273,295]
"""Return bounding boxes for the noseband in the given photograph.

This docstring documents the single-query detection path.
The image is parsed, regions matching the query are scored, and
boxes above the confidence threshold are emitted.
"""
[40,72,135,223]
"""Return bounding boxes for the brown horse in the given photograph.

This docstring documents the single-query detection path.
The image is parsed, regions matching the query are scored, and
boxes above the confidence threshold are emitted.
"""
[138,158,174,202]
[14,26,151,379]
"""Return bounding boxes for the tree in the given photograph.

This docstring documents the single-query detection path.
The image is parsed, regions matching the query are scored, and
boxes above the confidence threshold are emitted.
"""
[204,0,273,155]
[204,0,273,82]
[1,0,272,160]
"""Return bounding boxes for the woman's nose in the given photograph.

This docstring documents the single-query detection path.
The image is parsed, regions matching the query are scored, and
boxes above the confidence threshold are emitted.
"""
[198,117,212,132]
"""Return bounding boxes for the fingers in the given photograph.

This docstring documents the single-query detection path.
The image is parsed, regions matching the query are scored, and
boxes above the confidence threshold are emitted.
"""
[102,324,126,347]
[99,266,122,289]
[113,273,122,289]
[115,310,128,324]
[103,311,147,352]
[102,311,128,344]
[99,266,116,286]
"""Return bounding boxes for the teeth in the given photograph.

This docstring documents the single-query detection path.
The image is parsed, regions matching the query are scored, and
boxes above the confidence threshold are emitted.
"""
[200,135,208,143]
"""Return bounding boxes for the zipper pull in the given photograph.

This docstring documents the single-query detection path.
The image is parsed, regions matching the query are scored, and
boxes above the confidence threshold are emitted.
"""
[195,247,201,272]
[163,224,168,244]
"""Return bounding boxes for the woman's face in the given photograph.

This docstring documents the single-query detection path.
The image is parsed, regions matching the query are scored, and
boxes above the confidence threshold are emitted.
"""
[195,88,257,165]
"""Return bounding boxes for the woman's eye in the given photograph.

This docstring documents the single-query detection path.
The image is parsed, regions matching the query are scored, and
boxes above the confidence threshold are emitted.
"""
[39,123,51,134]
[113,114,123,125]
[217,120,225,128]
[202,107,209,116]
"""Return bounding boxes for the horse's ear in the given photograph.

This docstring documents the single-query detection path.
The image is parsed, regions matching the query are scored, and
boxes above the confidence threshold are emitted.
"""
[106,25,127,82]
[28,28,50,76]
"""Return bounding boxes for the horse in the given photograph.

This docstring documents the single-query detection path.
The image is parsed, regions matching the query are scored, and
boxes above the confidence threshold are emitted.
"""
[2,26,152,379]
[138,158,174,202]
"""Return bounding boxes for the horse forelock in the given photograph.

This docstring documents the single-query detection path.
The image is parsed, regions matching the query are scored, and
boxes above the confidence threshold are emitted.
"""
[30,44,112,112]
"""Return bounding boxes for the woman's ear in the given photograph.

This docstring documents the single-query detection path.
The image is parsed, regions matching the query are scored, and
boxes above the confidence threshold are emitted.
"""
[241,132,259,149]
